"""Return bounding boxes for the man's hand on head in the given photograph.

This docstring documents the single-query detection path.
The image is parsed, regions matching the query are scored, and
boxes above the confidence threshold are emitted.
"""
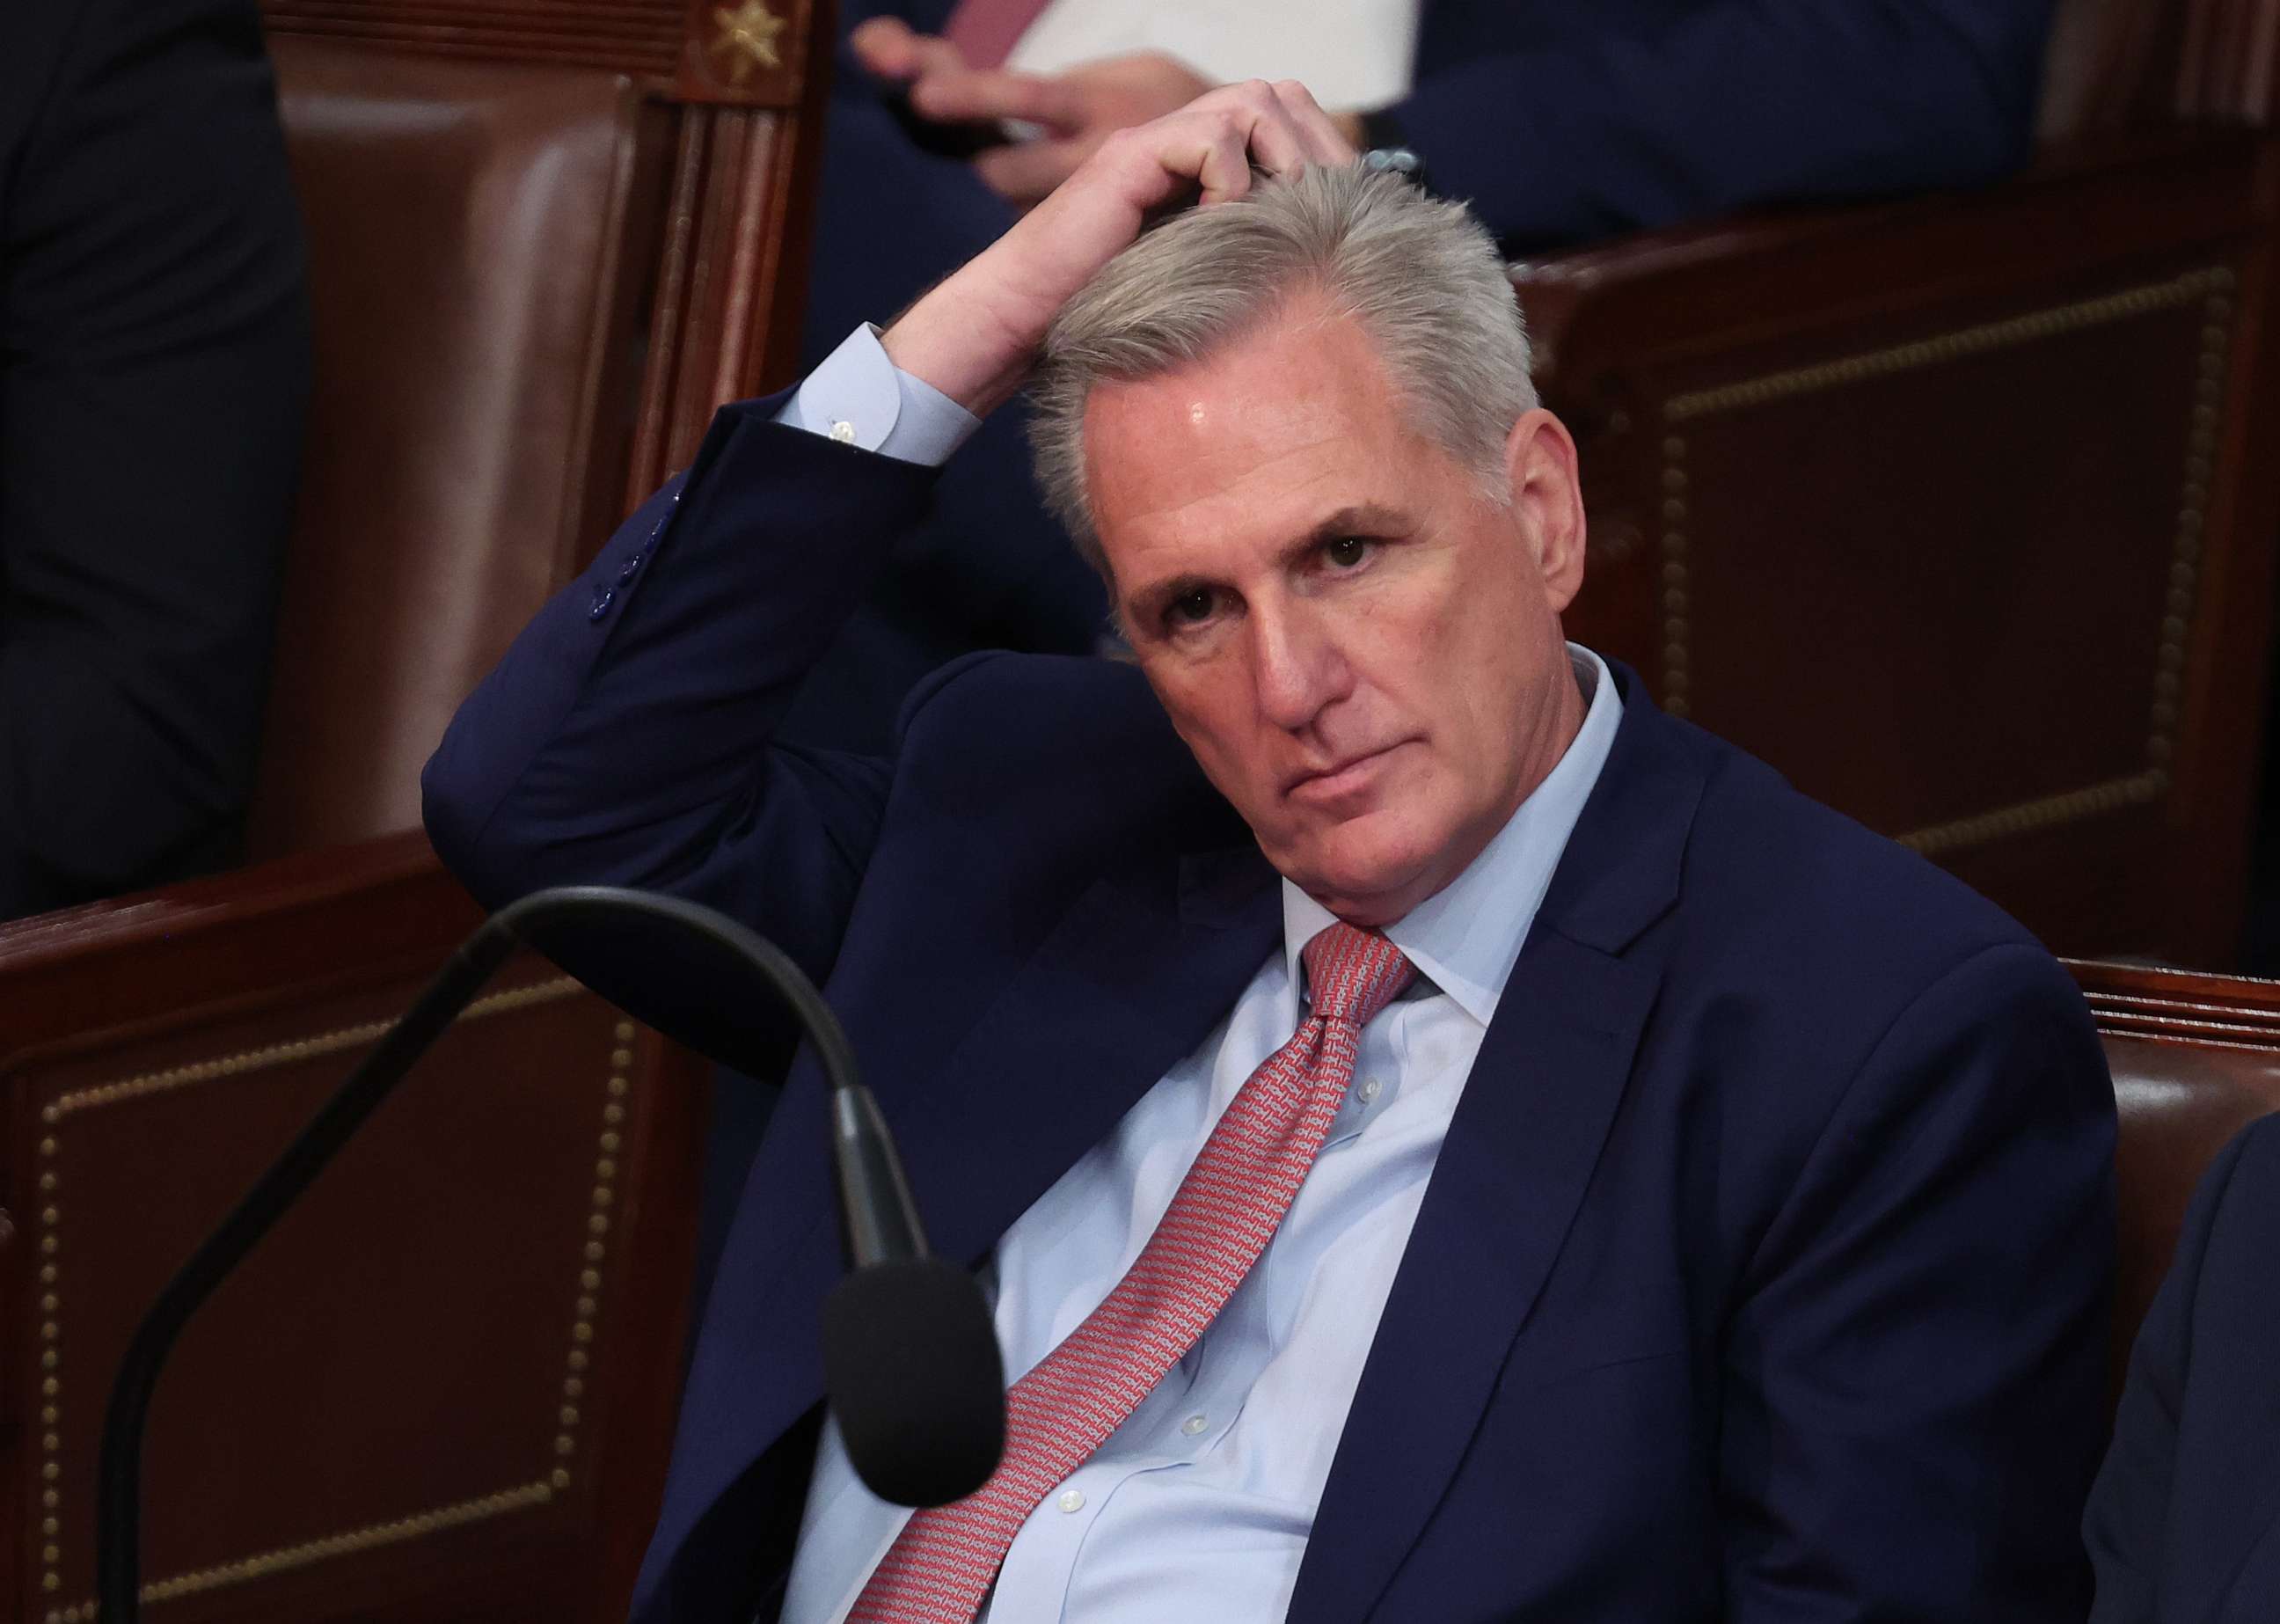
[879,79,1357,421]
[853,21,1368,206]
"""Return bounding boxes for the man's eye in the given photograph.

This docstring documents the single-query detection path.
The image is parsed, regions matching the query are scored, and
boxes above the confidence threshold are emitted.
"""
[1168,589,1218,625]
[1324,536,1371,568]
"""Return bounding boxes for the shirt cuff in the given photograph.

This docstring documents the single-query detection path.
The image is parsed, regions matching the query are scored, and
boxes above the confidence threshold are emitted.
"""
[772,323,982,466]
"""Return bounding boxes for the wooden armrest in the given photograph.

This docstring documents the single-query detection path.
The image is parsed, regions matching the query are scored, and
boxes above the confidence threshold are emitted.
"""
[0,835,704,1622]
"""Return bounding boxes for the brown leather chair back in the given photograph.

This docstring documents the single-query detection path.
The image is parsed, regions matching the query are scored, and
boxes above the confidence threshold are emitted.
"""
[251,45,655,855]
[246,0,833,858]
[2040,0,2280,139]
[2074,960,2280,1394]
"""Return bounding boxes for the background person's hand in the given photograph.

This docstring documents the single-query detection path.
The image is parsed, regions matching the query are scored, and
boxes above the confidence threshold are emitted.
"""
[880,80,1356,419]
[848,16,974,91]
[851,21,1365,205]
[938,53,1217,205]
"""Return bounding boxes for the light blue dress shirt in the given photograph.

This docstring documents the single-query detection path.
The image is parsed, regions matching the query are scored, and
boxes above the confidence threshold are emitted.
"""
[770,332,1622,1621]
[775,323,980,465]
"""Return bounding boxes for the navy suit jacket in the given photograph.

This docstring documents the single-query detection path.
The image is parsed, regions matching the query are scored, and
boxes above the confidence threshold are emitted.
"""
[2084,1112,2280,1622]
[425,400,2116,1622]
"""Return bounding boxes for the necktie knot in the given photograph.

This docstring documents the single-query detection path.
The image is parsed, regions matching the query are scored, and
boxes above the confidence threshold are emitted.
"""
[1301,921,1415,1028]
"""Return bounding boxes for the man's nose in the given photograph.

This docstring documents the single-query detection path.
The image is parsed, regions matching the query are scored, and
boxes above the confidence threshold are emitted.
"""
[1248,601,1350,732]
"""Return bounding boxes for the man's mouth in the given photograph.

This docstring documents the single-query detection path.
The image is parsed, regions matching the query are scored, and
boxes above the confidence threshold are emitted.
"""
[1286,742,1411,805]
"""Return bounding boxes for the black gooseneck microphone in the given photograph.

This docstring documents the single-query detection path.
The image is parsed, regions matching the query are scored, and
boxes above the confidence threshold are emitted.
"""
[96,886,1005,1622]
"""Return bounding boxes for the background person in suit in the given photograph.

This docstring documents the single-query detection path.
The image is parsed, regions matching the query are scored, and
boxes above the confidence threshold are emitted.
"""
[2084,1111,2280,1622]
[425,85,2115,1622]
[0,0,310,920]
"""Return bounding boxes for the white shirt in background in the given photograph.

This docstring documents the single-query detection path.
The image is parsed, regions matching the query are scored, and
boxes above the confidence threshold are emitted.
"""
[1005,0,1424,112]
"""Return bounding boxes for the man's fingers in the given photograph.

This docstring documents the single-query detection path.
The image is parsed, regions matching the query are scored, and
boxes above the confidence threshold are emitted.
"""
[1190,110,1261,205]
[1224,83,1312,182]
[911,67,1088,131]
[1269,79,1359,167]
[975,136,1092,204]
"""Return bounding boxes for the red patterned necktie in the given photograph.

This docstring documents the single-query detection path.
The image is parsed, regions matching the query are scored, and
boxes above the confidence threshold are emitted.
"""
[848,921,1416,1623]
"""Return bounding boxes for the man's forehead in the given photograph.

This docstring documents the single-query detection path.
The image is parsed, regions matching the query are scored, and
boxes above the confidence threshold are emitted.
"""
[1083,314,1420,566]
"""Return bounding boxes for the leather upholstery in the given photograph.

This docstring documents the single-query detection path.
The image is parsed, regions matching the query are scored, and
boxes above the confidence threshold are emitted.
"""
[2076,962,2280,1401]
[2038,0,2280,138]
[250,41,652,857]
[2106,1034,2280,1385]
[2038,0,2178,137]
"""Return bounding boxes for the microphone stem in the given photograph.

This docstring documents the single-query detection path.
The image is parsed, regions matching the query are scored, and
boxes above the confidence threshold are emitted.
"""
[833,1085,930,1265]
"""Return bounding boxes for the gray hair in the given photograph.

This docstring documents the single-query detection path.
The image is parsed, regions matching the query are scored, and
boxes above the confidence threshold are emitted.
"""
[1029,165,1537,576]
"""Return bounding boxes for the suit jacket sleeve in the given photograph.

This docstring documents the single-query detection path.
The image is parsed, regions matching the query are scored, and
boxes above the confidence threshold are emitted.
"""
[1720,940,2116,1620]
[0,0,310,918]
[421,404,940,1072]
[1394,0,2053,250]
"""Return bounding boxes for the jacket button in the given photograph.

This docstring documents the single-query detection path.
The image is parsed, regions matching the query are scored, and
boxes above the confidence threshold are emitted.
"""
[588,586,616,621]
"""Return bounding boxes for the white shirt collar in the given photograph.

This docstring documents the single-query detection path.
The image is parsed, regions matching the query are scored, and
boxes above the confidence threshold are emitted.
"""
[1279,644,1624,1028]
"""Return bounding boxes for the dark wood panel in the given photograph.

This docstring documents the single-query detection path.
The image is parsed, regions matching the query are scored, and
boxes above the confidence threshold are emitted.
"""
[1532,132,2280,962]
[0,839,705,1624]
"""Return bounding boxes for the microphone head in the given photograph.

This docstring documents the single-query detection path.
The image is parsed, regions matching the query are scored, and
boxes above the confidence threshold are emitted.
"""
[821,1258,1005,1506]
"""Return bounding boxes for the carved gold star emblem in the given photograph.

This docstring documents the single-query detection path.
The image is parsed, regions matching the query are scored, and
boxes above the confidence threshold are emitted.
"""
[710,0,786,84]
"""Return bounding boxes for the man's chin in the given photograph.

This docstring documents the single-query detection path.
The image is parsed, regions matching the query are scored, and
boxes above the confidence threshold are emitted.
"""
[1264,832,1436,926]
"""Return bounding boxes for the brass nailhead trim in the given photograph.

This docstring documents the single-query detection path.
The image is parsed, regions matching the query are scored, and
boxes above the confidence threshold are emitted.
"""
[1662,269,2231,422]
[550,1029,632,1496]
[1658,435,1691,717]
[50,1481,553,1620]
[1898,772,2168,859]
[43,977,581,1122]
[33,973,596,1606]
[1657,267,2233,856]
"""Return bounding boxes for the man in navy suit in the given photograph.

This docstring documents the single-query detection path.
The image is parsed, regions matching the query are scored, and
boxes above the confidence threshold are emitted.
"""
[426,85,2114,1622]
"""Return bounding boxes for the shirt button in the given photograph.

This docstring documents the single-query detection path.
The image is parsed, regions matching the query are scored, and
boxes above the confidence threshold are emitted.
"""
[1056,1489,1085,1513]
[829,420,858,443]
[1358,1077,1382,1103]
[1180,1414,1208,1436]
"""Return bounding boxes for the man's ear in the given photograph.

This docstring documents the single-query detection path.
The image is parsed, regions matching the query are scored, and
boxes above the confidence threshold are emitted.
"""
[1503,407,1588,613]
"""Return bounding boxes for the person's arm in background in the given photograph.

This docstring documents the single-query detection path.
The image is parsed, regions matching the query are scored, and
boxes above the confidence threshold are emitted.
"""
[1373,0,2057,250]
[0,0,310,919]
[859,0,2055,250]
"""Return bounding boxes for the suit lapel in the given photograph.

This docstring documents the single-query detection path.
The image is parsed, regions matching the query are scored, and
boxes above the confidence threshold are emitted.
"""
[889,845,1283,1272]
[1290,670,1707,1622]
